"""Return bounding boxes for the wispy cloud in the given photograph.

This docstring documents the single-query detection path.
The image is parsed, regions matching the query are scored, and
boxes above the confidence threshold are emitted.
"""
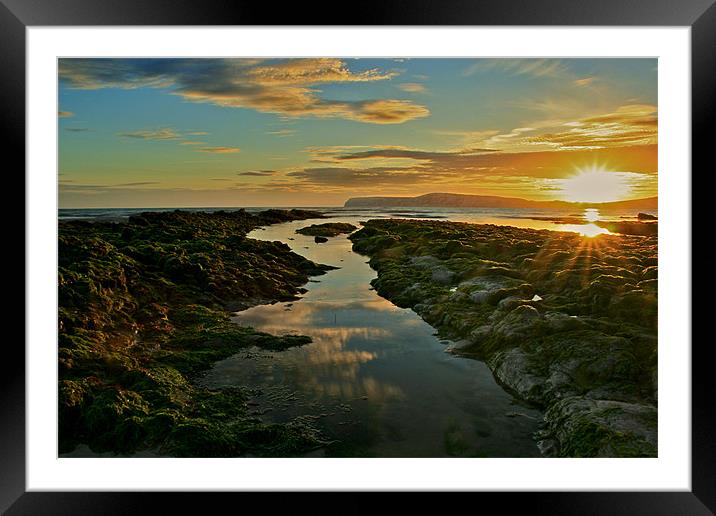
[59,181,161,190]
[463,59,569,79]
[117,127,227,153]
[515,104,657,150]
[398,83,427,93]
[59,58,430,124]
[287,166,430,187]
[118,128,181,140]
[113,181,162,187]
[332,147,498,162]
[198,146,241,154]
[267,129,296,137]
[238,170,276,176]
[436,104,657,152]
[574,77,596,87]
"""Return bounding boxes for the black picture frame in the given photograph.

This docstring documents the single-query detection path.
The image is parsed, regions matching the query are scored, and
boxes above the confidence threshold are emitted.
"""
[5,0,712,513]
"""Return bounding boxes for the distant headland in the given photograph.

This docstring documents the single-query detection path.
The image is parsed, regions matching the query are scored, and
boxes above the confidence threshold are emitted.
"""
[344,192,658,211]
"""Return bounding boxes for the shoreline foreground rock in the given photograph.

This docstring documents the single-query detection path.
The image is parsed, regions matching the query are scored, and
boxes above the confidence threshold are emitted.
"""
[350,219,658,457]
[59,209,335,457]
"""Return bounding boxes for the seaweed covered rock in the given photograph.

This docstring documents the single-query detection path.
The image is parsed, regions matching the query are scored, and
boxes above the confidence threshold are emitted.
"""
[59,210,333,456]
[350,219,658,457]
[297,222,358,237]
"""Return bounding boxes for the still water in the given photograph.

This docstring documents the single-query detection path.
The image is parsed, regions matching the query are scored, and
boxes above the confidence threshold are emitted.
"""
[200,217,543,457]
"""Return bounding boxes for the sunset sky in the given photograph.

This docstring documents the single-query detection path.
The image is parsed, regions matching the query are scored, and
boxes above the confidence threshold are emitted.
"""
[58,58,657,208]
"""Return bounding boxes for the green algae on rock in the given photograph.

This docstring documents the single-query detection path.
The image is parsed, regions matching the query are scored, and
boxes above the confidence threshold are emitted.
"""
[59,209,334,456]
[349,219,658,457]
[296,222,358,237]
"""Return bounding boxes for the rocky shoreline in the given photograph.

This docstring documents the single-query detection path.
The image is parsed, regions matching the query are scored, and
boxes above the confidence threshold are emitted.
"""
[350,219,657,457]
[59,209,336,457]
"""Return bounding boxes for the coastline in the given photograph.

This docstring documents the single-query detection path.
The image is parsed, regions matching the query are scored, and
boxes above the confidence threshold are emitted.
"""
[59,209,336,457]
[350,219,658,457]
[58,209,658,457]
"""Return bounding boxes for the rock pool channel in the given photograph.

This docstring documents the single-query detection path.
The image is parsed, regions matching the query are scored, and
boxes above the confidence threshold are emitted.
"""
[199,217,543,457]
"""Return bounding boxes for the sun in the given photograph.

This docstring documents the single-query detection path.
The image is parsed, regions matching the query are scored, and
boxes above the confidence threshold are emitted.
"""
[558,165,631,203]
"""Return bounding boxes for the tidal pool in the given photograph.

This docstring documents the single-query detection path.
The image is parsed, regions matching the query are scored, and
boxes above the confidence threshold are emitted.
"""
[200,217,543,457]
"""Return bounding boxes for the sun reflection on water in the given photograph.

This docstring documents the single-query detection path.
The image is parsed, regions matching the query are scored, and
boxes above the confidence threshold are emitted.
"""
[557,209,611,237]
[576,223,610,237]
[584,208,600,222]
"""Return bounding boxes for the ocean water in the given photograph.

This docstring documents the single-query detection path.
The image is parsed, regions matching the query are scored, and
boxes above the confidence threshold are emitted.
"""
[59,205,655,235]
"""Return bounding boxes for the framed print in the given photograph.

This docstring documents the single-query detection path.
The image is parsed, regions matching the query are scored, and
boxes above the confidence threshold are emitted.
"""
[5,0,713,513]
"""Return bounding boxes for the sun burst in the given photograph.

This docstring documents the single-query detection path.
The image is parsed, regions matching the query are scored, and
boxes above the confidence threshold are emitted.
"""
[559,165,631,203]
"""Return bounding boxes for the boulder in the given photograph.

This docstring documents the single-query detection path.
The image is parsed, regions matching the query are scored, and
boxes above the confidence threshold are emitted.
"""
[490,348,545,403]
[493,305,543,342]
[431,268,456,285]
[543,396,657,457]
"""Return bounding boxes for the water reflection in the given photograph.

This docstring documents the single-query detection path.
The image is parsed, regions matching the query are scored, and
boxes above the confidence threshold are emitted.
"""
[201,217,543,457]
[584,208,600,222]
[558,222,610,238]
[555,208,611,237]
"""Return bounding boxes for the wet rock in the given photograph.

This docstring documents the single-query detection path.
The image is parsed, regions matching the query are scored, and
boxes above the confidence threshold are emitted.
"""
[431,268,456,285]
[468,324,493,343]
[469,291,490,304]
[297,222,357,237]
[490,348,545,403]
[410,255,441,269]
[314,236,328,243]
[536,438,559,457]
[543,312,588,333]
[543,396,657,457]
[349,218,658,457]
[58,210,332,457]
[493,305,543,342]
[497,296,529,311]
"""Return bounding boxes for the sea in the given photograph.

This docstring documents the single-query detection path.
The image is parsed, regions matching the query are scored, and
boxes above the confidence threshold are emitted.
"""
[58,205,655,236]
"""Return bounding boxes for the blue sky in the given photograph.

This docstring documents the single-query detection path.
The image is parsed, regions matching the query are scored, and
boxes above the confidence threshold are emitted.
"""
[59,58,657,207]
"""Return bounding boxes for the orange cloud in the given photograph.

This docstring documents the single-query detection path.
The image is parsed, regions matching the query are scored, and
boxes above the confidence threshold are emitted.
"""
[198,146,241,154]
[118,128,181,140]
[521,104,657,150]
[398,83,426,93]
[60,58,430,125]
[574,77,596,87]
[349,100,430,124]
[267,129,296,137]
[444,104,657,152]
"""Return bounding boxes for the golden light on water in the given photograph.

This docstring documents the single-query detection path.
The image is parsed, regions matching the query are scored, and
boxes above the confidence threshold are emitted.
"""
[559,165,631,203]
[584,208,600,222]
[578,224,610,237]
[557,208,610,237]
[559,223,610,238]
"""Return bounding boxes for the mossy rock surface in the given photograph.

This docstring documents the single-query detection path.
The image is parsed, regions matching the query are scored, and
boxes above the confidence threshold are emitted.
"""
[350,219,658,457]
[59,209,332,456]
[296,222,358,237]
